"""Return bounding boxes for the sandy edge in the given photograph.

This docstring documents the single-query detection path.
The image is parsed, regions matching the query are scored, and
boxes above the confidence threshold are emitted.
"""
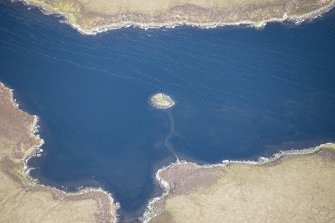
[0,82,120,223]
[17,0,335,35]
[141,142,335,222]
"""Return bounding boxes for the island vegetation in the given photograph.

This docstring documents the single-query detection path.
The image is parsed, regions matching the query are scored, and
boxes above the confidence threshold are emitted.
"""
[150,93,175,109]
[21,0,335,34]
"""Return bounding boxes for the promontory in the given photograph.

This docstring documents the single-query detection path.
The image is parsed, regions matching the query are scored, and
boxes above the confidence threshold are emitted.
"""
[143,144,335,223]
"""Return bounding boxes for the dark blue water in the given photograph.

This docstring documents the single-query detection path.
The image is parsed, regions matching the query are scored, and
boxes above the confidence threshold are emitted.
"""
[1,1,335,221]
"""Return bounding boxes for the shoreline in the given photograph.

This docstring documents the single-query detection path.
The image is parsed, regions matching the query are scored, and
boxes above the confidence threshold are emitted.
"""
[142,142,335,222]
[0,82,120,223]
[18,0,335,35]
[23,115,45,182]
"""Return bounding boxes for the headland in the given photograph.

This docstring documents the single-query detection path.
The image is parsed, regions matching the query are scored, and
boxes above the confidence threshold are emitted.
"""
[143,143,335,223]
[21,0,335,34]
[0,82,119,223]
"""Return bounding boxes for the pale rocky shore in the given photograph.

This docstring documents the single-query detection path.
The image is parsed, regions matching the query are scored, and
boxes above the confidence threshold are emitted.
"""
[0,82,119,223]
[143,143,335,223]
[150,93,175,109]
[20,0,335,34]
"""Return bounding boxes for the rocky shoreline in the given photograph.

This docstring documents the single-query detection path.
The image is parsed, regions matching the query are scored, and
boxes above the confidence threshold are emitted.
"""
[143,143,335,222]
[0,82,119,223]
[19,0,335,35]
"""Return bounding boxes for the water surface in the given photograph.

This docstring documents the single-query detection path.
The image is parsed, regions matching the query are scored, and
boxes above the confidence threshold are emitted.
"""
[1,1,335,221]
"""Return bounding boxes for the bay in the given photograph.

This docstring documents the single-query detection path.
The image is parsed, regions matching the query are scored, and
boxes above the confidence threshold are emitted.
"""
[1,1,335,221]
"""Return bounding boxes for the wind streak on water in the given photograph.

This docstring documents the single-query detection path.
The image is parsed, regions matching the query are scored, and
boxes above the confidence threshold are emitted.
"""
[163,111,178,160]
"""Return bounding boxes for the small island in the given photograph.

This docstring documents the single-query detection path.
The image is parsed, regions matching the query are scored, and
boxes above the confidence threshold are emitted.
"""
[150,93,175,109]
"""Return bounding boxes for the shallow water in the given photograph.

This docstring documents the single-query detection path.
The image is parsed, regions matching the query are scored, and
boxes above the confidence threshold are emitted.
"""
[1,1,335,221]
